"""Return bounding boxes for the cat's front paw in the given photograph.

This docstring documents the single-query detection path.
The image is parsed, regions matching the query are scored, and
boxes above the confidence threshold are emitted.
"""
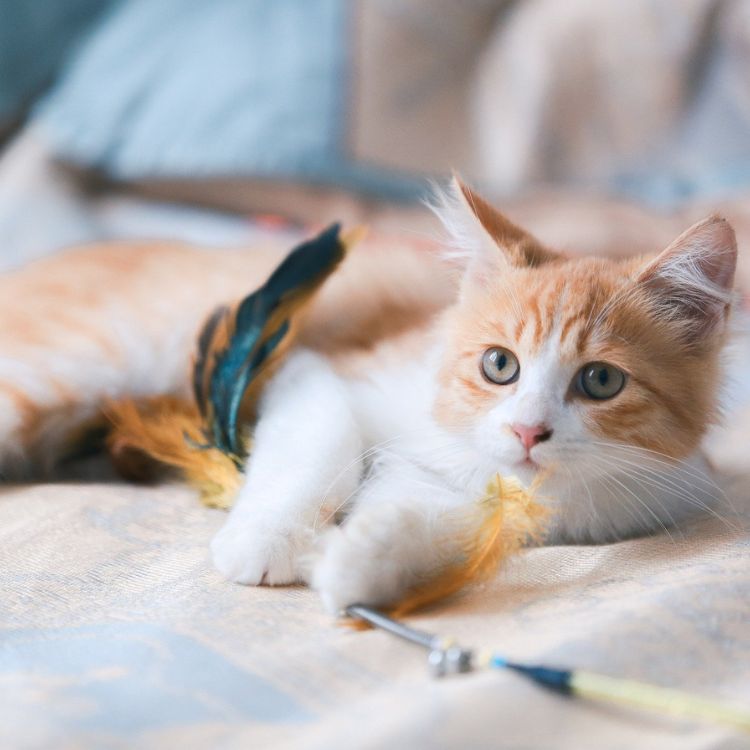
[210,516,312,586]
[312,505,427,615]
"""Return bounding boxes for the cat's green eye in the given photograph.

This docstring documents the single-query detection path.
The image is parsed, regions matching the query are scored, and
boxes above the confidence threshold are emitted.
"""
[481,347,520,385]
[577,362,626,400]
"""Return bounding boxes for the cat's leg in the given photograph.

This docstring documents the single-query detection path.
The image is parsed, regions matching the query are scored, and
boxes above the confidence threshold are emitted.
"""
[211,349,364,585]
[312,459,465,614]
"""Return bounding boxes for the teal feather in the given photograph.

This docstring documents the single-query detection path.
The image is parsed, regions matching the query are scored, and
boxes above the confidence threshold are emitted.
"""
[194,223,346,457]
[192,304,228,417]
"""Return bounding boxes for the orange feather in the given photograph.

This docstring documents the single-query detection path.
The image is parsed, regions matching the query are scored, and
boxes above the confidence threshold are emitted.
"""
[389,474,548,618]
[106,396,242,509]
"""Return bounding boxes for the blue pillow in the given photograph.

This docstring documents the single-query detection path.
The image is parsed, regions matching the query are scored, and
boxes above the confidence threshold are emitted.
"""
[0,0,113,127]
[36,0,426,200]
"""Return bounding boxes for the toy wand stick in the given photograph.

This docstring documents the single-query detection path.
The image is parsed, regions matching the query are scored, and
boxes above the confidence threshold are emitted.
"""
[345,604,750,734]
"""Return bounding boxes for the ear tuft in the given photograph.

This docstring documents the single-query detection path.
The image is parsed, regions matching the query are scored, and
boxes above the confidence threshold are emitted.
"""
[637,215,737,340]
[428,176,502,265]
[428,175,559,277]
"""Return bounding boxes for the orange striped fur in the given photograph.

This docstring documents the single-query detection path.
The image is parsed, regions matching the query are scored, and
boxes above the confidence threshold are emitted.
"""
[434,181,736,462]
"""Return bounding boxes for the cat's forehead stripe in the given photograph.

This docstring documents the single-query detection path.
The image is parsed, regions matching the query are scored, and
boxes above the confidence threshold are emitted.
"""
[512,275,583,354]
[511,264,630,356]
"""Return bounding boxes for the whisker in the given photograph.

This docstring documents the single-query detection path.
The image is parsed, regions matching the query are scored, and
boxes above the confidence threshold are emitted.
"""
[314,463,382,531]
[585,444,731,511]
[319,434,407,502]
[590,440,725,493]
[595,471,652,539]
[314,428,474,530]
[586,449,739,531]
[562,437,734,518]
[587,455,684,538]
[561,462,601,536]
[313,433,420,530]
[597,465,677,541]
[557,443,738,532]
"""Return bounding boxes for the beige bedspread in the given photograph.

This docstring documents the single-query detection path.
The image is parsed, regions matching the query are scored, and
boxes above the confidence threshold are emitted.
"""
[2,478,749,750]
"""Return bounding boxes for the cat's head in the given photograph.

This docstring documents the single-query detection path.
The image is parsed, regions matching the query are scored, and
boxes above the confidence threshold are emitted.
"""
[433,178,737,488]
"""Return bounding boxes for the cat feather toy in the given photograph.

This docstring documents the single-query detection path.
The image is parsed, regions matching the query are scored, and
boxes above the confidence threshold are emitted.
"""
[109,224,349,509]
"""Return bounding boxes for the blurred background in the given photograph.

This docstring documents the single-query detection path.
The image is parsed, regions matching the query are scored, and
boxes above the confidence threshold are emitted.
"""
[1,0,750,282]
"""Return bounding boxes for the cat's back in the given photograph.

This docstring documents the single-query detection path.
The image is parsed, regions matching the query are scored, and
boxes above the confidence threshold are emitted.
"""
[0,240,286,345]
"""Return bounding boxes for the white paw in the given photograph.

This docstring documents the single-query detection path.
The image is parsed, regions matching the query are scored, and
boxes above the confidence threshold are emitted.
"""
[210,516,312,586]
[312,505,427,615]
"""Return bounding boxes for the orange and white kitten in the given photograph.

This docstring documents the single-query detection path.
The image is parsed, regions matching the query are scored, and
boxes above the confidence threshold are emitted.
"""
[0,180,738,612]
[211,181,738,612]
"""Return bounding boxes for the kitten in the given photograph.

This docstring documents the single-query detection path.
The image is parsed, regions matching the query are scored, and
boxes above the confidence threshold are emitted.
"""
[0,179,738,614]
[211,179,738,613]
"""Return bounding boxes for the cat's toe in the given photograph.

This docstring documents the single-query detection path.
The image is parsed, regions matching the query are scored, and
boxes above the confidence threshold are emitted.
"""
[210,525,270,584]
[311,534,367,614]
[312,509,413,615]
[210,519,309,586]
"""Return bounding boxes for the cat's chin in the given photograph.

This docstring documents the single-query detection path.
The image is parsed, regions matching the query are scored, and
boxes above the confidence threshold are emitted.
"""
[498,458,542,488]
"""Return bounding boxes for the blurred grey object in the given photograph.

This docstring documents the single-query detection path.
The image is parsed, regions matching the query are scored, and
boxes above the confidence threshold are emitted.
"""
[0,0,114,136]
[0,127,294,272]
[0,0,741,208]
[472,0,750,204]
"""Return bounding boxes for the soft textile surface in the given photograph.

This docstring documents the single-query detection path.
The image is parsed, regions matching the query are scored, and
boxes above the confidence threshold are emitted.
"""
[2,481,749,749]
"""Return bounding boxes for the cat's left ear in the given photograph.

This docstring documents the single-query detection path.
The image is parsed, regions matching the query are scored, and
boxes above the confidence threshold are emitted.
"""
[435,176,560,283]
[637,215,737,339]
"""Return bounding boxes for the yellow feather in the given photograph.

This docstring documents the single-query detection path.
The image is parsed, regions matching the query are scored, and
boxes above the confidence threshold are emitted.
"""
[106,397,243,509]
[388,474,548,619]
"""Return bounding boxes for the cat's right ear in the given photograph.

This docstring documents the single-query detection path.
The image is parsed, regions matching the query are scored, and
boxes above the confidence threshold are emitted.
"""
[432,176,558,289]
[636,215,737,342]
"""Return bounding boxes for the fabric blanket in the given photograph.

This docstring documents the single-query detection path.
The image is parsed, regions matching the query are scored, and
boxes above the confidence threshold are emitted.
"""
[2,481,748,749]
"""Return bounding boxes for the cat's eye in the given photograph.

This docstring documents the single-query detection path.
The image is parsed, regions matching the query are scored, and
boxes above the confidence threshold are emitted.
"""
[481,347,520,385]
[577,362,626,400]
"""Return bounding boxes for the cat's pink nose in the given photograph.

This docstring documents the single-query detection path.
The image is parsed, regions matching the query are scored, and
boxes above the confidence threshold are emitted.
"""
[511,423,553,452]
